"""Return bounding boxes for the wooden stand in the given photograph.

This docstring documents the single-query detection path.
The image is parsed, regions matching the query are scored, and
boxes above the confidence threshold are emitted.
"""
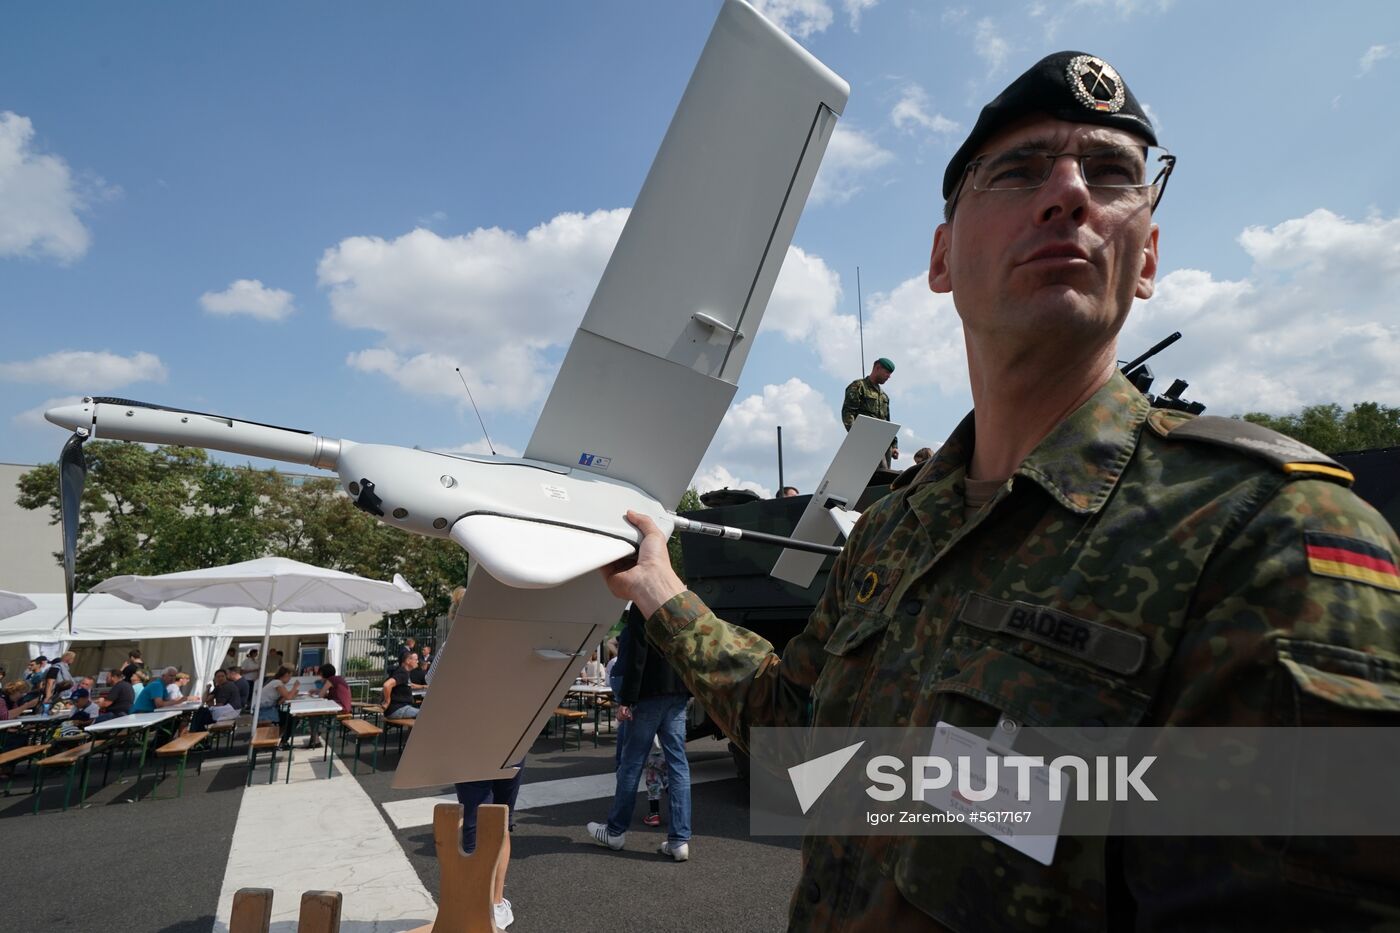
[404,802,508,933]
[226,802,504,932]
[229,888,342,933]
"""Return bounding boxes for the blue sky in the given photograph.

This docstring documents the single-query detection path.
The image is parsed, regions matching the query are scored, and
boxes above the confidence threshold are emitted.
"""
[3,0,1398,498]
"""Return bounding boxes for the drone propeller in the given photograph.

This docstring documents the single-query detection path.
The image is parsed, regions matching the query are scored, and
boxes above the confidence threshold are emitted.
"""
[59,431,88,634]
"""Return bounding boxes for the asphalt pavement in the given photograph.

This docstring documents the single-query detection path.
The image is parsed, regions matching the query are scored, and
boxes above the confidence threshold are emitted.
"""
[1,724,804,932]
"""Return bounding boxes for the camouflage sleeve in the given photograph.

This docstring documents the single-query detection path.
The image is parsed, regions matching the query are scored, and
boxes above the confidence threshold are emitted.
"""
[644,536,855,754]
[841,381,860,430]
[1129,477,1400,921]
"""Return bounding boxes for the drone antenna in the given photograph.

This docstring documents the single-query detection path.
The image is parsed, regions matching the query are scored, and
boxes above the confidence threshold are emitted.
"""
[455,367,497,456]
[856,265,866,374]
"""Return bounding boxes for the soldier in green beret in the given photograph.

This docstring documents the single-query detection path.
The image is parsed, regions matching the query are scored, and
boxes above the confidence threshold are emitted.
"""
[842,357,898,469]
[602,50,1400,931]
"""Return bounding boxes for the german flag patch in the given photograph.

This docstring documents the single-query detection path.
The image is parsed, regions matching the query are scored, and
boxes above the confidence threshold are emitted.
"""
[1305,532,1400,593]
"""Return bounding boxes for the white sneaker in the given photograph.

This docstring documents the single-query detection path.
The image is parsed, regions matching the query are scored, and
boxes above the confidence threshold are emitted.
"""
[658,840,690,861]
[586,821,625,850]
[493,897,514,929]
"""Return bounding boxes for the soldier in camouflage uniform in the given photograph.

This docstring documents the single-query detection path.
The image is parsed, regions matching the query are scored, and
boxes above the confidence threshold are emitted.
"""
[843,357,898,469]
[603,50,1400,932]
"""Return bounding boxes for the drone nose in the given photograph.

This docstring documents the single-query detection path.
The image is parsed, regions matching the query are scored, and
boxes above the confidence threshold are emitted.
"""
[45,403,93,431]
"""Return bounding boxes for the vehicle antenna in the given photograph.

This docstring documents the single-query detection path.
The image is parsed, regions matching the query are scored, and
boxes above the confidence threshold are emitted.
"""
[856,265,865,374]
[456,367,497,456]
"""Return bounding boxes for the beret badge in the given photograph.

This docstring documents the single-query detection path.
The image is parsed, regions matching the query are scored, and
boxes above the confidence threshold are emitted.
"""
[1066,55,1126,114]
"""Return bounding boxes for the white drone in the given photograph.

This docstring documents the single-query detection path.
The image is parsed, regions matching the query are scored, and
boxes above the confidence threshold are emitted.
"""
[46,0,896,786]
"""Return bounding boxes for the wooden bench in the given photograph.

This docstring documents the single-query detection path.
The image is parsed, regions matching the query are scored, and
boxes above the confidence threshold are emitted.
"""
[207,719,237,752]
[33,740,105,813]
[338,718,383,775]
[383,717,415,756]
[0,743,50,796]
[553,707,588,750]
[350,701,382,726]
[153,730,211,798]
[246,726,282,786]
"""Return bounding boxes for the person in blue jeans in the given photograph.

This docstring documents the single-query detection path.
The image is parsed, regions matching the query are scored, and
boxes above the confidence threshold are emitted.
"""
[609,627,632,768]
[588,606,692,861]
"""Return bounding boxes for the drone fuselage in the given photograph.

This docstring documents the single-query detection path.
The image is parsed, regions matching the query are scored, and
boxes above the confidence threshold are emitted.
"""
[46,397,670,589]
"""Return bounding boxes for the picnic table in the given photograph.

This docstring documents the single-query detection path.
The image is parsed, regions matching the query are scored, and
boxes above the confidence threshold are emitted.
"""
[0,709,75,742]
[84,708,186,799]
[282,698,345,780]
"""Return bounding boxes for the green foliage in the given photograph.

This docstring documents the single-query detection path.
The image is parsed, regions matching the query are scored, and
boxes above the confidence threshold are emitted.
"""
[16,441,468,629]
[668,487,703,579]
[1239,402,1400,455]
[342,656,374,675]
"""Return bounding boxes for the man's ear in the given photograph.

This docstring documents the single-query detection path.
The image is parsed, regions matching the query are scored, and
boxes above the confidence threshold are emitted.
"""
[1135,224,1159,300]
[929,224,953,294]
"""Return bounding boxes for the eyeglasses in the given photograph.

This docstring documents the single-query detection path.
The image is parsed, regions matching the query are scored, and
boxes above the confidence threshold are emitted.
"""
[960,144,1176,211]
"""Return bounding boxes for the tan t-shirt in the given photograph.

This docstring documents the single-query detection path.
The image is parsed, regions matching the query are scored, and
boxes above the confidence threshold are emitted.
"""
[963,475,1008,520]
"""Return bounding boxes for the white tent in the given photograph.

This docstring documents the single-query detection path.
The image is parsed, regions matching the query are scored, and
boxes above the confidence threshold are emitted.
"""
[0,593,346,692]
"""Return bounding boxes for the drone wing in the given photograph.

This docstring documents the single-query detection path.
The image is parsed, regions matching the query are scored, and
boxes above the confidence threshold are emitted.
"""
[771,414,900,588]
[395,0,849,787]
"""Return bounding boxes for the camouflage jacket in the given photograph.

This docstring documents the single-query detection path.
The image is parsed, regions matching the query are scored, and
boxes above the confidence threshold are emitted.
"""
[842,377,891,432]
[647,370,1400,932]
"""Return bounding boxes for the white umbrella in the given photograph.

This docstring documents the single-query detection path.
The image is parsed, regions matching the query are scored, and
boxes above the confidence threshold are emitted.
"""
[94,556,425,771]
[0,590,37,621]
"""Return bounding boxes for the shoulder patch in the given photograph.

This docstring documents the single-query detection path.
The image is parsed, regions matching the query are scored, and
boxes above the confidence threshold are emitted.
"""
[1156,415,1353,485]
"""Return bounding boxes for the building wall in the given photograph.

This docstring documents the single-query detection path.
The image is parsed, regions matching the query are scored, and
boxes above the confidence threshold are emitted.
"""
[0,462,66,593]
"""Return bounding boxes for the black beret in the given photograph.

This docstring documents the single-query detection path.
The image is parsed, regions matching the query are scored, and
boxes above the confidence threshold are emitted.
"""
[942,51,1157,200]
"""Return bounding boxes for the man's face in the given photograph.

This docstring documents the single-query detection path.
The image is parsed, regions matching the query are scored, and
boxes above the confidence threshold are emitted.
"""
[929,116,1159,353]
[404,653,419,671]
[871,364,892,385]
[215,671,226,685]
[164,671,178,685]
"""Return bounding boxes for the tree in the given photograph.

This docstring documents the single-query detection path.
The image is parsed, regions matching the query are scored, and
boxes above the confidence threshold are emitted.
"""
[1239,402,1400,454]
[17,442,467,635]
[668,487,703,580]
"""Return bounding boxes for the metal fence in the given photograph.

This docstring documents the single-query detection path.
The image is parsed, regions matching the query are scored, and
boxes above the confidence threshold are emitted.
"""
[341,616,451,680]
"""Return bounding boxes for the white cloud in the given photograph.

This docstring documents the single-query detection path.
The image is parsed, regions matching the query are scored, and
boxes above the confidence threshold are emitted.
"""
[842,0,878,30]
[890,84,961,137]
[13,395,85,429]
[692,464,770,499]
[1029,0,1171,40]
[319,211,628,412]
[766,246,968,399]
[749,0,834,38]
[765,245,846,341]
[811,125,896,205]
[973,18,1010,75]
[0,350,167,390]
[1358,43,1394,76]
[200,278,296,321]
[1119,209,1400,414]
[696,378,847,496]
[0,112,94,262]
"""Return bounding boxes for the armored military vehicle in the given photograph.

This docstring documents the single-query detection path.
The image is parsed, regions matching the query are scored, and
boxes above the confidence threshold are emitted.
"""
[676,475,897,777]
